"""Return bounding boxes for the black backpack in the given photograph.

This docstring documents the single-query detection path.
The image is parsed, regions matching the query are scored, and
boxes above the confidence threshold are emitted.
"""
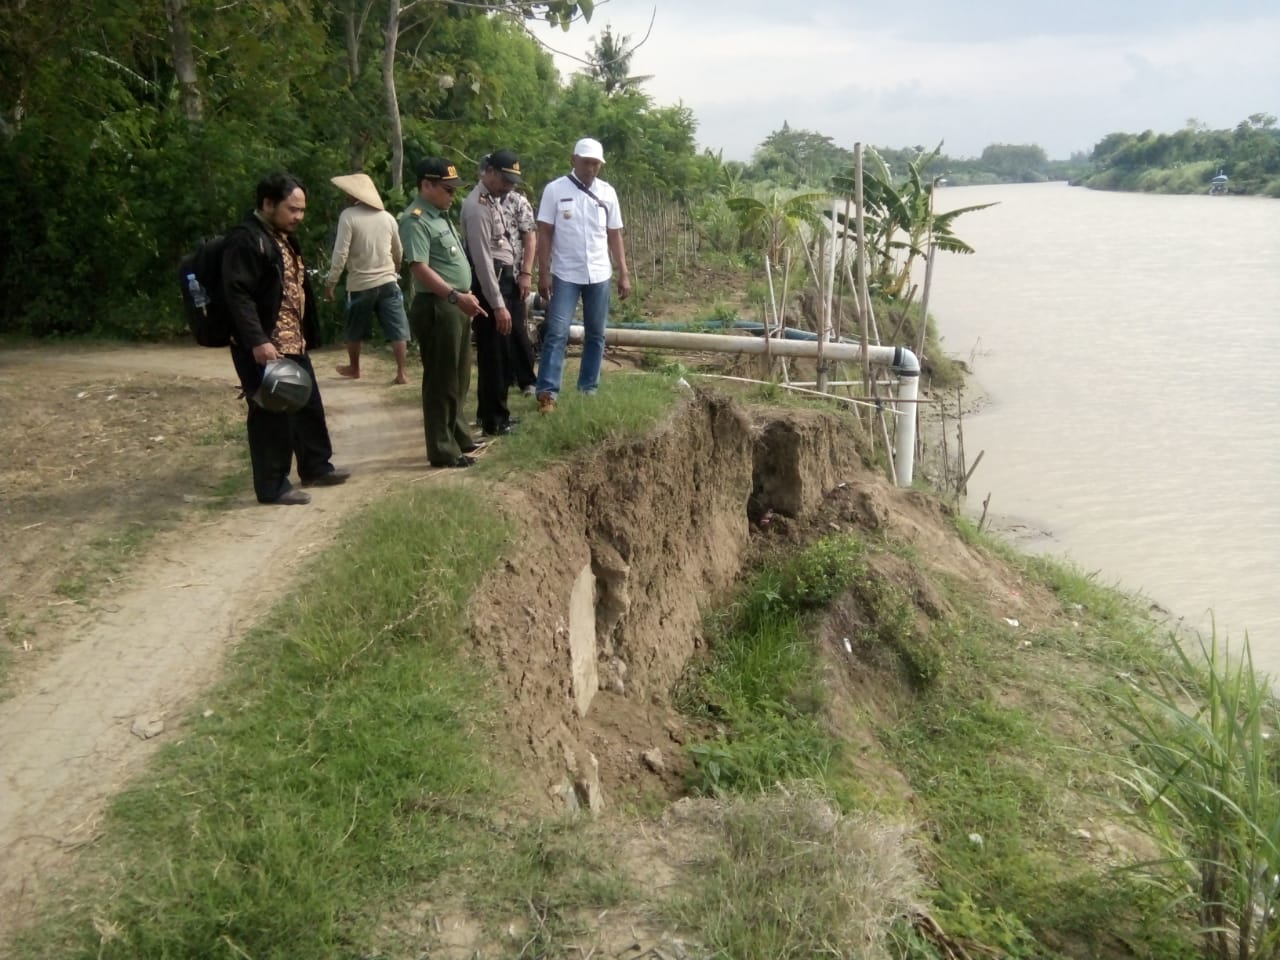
[178,236,232,347]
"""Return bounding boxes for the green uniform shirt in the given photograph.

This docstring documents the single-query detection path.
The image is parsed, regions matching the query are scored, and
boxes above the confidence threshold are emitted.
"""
[398,200,472,294]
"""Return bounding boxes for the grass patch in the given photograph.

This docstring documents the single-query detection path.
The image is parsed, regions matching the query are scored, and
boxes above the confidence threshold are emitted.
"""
[957,516,1167,669]
[666,786,922,960]
[679,536,867,799]
[194,411,241,446]
[878,534,1200,956]
[52,522,159,600]
[13,485,567,959]
[479,371,681,472]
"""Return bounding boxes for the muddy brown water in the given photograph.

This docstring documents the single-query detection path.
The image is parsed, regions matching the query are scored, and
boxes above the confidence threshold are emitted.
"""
[928,182,1280,670]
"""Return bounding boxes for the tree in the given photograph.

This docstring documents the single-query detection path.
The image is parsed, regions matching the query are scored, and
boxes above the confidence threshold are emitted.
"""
[751,124,854,188]
[162,0,202,121]
[585,24,652,95]
[832,146,995,300]
[978,143,1049,181]
[375,0,596,193]
[726,190,826,267]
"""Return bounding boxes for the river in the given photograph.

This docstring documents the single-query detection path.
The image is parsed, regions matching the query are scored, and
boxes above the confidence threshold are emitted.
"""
[923,181,1280,671]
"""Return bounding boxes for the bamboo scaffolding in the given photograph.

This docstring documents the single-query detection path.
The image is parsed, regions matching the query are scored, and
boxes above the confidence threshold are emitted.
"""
[693,374,907,413]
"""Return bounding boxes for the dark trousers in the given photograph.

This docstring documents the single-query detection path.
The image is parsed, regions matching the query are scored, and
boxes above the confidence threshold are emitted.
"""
[229,348,334,502]
[508,291,536,391]
[409,291,472,465]
[472,267,522,433]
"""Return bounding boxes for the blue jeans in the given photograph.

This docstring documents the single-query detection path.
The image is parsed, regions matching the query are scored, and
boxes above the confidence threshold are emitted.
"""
[535,275,611,397]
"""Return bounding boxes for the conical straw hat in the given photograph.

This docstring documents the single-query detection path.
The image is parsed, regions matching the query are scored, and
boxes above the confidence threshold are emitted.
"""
[330,173,384,211]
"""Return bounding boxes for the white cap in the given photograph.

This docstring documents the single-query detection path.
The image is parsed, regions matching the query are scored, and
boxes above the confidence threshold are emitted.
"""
[572,137,606,163]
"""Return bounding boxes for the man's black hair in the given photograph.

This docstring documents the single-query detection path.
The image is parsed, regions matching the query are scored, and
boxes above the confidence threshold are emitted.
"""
[256,172,307,209]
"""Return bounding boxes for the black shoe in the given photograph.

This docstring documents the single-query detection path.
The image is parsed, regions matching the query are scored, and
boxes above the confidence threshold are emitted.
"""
[267,489,311,505]
[482,423,516,437]
[445,455,475,468]
[301,467,351,487]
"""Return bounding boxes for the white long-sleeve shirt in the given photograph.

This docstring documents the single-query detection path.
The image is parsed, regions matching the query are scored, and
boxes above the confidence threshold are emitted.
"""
[324,203,403,292]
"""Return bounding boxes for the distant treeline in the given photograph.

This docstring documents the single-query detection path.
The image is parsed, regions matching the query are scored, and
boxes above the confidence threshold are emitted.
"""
[736,115,1280,198]
[730,124,1090,191]
[1080,115,1280,197]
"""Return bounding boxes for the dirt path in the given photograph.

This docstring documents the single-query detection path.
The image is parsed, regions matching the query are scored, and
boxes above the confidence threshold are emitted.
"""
[0,344,428,939]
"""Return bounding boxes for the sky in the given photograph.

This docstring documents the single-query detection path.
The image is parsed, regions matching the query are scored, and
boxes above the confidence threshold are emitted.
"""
[536,0,1280,161]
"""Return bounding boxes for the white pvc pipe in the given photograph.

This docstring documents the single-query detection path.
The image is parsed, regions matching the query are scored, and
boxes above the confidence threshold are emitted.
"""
[567,325,920,487]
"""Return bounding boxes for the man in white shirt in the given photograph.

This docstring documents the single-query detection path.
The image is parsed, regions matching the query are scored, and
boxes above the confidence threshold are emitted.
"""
[533,137,631,413]
[324,173,410,384]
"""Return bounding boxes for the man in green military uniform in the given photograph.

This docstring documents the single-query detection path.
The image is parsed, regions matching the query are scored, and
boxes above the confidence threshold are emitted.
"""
[399,157,488,468]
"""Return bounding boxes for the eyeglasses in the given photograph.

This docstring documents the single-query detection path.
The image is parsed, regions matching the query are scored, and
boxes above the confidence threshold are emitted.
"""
[436,182,457,195]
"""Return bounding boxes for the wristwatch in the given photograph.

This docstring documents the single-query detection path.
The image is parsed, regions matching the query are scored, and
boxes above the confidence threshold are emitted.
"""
[446,289,459,304]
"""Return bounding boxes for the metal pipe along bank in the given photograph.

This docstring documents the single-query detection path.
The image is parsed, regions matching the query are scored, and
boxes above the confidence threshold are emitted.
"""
[567,325,921,487]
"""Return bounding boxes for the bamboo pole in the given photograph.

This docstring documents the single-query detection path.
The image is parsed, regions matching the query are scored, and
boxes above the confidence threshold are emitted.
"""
[778,248,793,383]
[887,284,919,344]
[816,211,832,392]
[877,402,897,485]
[854,143,871,425]
[763,254,778,378]
[916,240,936,359]
[779,248,793,337]
[959,449,984,497]
[940,404,951,491]
[834,194,852,343]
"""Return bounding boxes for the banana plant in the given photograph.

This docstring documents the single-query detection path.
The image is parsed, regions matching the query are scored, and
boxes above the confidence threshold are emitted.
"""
[832,145,996,299]
[726,189,827,268]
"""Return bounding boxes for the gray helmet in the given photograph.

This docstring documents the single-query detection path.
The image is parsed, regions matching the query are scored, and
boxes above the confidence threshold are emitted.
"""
[254,358,313,412]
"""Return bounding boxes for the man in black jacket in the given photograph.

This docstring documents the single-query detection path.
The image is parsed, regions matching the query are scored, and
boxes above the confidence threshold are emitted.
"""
[222,172,350,505]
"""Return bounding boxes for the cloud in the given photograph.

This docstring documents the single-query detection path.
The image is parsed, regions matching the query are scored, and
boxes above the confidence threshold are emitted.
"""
[547,3,1280,161]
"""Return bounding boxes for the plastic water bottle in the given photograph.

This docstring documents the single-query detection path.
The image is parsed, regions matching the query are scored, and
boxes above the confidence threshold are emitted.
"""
[186,273,210,312]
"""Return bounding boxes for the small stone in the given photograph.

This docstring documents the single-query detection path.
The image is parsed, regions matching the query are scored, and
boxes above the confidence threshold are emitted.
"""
[642,748,666,773]
[131,715,165,740]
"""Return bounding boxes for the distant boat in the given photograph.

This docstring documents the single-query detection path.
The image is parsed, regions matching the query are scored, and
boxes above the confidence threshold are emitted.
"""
[1209,169,1229,195]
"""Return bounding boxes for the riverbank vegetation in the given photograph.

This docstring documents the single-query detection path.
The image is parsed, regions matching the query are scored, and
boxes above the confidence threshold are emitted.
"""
[1081,114,1280,197]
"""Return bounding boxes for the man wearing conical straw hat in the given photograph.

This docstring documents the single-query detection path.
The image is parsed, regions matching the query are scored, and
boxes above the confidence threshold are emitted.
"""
[324,172,411,384]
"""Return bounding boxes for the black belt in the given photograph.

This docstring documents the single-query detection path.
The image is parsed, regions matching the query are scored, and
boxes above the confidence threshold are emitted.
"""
[492,261,515,281]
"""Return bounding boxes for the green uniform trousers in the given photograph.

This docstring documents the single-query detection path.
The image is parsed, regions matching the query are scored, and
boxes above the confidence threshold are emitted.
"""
[409,292,473,465]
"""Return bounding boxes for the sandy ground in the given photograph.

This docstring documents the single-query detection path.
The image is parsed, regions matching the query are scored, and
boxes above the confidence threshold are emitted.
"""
[0,343,429,937]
